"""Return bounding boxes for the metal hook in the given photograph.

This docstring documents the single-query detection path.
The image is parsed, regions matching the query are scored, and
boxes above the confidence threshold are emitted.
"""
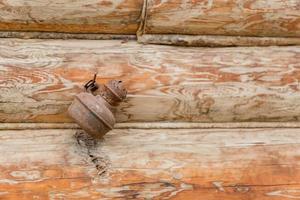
[84,73,99,92]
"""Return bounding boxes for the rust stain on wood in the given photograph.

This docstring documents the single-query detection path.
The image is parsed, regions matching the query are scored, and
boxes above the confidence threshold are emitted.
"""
[75,131,111,177]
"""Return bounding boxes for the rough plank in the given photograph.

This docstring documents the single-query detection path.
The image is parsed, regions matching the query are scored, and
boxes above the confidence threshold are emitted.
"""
[1,39,300,123]
[145,0,300,37]
[0,0,143,34]
[0,128,300,199]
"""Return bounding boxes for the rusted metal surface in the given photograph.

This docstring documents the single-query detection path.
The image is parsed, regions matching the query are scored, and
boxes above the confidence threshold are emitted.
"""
[98,80,127,106]
[68,75,127,138]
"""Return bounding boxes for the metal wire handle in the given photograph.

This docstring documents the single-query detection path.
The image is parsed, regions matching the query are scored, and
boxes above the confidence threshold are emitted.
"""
[84,73,99,92]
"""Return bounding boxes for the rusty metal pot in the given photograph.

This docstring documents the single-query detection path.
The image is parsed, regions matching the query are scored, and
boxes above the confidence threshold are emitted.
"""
[68,74,127,138]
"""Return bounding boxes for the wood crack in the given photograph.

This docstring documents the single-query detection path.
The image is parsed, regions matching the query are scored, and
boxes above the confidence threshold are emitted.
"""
[74,130,110,177]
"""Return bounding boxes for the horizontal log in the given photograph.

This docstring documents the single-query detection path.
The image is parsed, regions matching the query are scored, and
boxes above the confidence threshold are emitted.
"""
[0,0,143,34]
[0,0,299,39]
[1,39,300,123]
[1,128,300,199]
[144,0,300,37]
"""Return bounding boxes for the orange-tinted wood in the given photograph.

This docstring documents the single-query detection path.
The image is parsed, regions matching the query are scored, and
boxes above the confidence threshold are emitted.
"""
[145,0,300,37]
[0,0,299,38]
[0,128,300,199]
[1,39,300,123]
[0,0,143,34]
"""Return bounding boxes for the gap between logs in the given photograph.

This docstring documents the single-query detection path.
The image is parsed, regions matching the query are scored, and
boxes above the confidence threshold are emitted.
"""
[3,122,300,130]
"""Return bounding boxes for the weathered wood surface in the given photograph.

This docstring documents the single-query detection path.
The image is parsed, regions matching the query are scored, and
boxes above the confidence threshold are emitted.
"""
[0,31,137,40]
[1,39,300,123]
[1,0,300,38]
[2,31,300,47]
[0,0,142,34]
[144,0,300,37]
[1,128,300,199]
[138,34,300,47]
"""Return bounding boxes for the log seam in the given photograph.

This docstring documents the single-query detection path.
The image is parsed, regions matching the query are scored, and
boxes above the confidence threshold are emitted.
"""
[138,34,300,47]
[136,0,148,38]
[0,31,299,47]
[3,122,300,130]
[0,31,136,40]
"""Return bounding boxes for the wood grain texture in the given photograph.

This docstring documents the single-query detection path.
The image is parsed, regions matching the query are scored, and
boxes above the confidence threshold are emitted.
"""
[1,39,300,123]
[1,128,300,199]
[145,0,300,37]
[1,0,300,38]
[0,0,143,34]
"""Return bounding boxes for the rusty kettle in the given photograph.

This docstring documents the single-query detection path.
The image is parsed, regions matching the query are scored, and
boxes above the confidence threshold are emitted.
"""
[68,74,127,138]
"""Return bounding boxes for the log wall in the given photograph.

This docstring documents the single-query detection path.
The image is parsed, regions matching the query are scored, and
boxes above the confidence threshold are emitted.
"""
[1,1,300,198]
[1,39,300,123]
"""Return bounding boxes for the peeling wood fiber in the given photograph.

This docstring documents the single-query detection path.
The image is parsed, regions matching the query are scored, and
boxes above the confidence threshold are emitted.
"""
[1,128,300,199]
[1,39,300,123]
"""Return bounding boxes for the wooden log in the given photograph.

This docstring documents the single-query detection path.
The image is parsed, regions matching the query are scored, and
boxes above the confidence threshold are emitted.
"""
[0,0,143,34]
[0,128,300,199]
[144,0,300,37]
[1,39,300,123]
[0,0,299,39]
